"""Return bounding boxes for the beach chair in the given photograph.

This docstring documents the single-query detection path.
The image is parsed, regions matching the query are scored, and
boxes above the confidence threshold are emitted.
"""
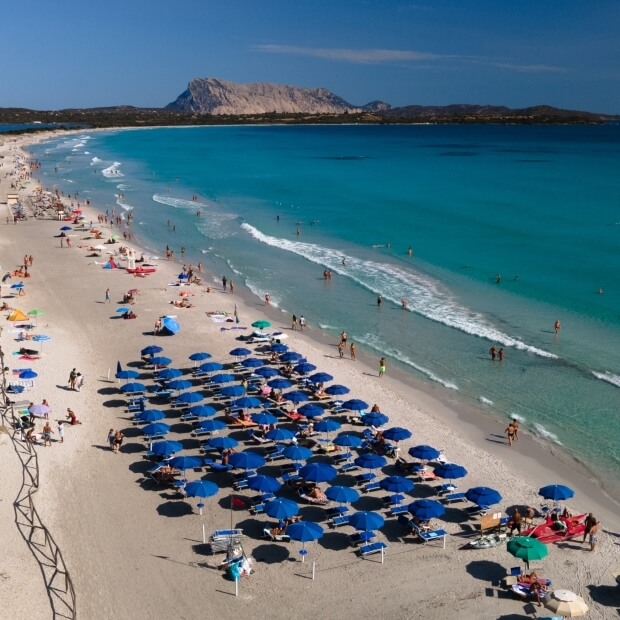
[435,483,457,496]
[326,505,349,518]
[180,411,200,422]
[341,462,360,473]
[329,514,351,528]
[350,531,376,546]
[207,462,234,473]
[383,494,405,507]
[363,481,382,493]
[281,472,300,484]
[358,541,387,558]
[388,504,409,517]
[442,492,467,504]
[263,528,290,543]
[413,524,448,548]
[331,451,351,465]
[355,472,376,486]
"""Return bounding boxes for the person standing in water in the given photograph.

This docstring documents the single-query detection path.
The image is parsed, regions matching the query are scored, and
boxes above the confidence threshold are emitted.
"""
[554,319,561,334]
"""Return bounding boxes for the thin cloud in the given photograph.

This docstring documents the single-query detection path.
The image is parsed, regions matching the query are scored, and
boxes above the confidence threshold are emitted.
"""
[489,62,567,74]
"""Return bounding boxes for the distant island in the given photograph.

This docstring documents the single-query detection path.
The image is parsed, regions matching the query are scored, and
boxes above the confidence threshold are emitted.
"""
[1,77,617,130]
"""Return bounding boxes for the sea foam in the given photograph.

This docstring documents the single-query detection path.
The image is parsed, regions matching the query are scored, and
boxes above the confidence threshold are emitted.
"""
[592,371,620,388]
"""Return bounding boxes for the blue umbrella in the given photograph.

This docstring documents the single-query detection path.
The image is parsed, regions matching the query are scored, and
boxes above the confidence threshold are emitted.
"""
[189,352,212,362]
[230,347,252,358]
[354,453,387,470]
[60,225,72,231]
[286,521,324,549]
[150,440,183,458]
[314,419,341,434]
[167,379,192,391]
[19,369,38,379]
[150,356,172,367]
[161,317,180,335]
[285,390,309,404]
[349,511,385,532]
[116,307,131,314]
[208,436,239,450]
[382,427,412,442]
[228,451,265,471]
[283,445,313,462]
[241,357,264,369]
[255,367,279,378]
[115,369,139,380]
[247,475,281,493]
[333,433,363,448]
[121,382,146,393]
[188,404,217,418]
[325,485,360,504]
[32,334,50,343]
[232,396,262,409]
[268,378,293,390]
[176,391,203,404]
[251,412,278,426]
[435,463,468,481]
[299,462,338,483]
[178,272,189,281]
[361,412,390,427]
[141,345,163,356]
[309,372,333,384]
[408,445,441,461]
[198,361,224,373]
[157,367,183,380]
[280,351,302,363]
[465,487,502,507]
[270,343,288,354]
[266,428,295,442]
[10,283,24,290]
[298,403,325,419]
[264,497,299,520]
[342,399,369,411]
[211,373,235,384]
[168,455,203,472]
[134,409,166,423]
[294,362,317,375]
[325,384,350,396]
[184,480,219,499]
[142,422,170,437]
[538,484,574,502]
[220,385,245,398]
[408,499,446,520]
[196,419,226,433]
[380,476,414,494]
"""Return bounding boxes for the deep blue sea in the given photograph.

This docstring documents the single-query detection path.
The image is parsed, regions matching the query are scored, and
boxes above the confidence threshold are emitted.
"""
[29,124,620,493]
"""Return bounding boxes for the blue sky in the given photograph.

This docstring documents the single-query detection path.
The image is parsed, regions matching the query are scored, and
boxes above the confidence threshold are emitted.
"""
[2,0,619,113]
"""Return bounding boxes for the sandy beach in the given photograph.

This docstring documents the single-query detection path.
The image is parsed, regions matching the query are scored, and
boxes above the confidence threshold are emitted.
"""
[1,130,619,620]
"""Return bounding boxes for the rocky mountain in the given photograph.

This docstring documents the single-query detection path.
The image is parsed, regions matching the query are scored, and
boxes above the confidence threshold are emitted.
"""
[166,77,389,115]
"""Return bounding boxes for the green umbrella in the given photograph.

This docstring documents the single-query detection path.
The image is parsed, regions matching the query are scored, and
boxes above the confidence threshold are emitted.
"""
[28,309,44,316]
[251,320,271,330]
[507,536,548,569]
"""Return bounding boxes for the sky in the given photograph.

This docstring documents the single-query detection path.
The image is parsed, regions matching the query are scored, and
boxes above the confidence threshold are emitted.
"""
[2,0,619,113]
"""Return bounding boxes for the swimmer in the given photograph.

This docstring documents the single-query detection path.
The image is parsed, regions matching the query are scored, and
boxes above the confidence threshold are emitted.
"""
[554,319,561,334]
[342,257,346,266]
[401,298,407,309]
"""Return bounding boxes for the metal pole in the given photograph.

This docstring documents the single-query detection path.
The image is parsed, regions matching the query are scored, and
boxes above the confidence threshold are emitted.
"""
[312,561,316,580]
[381,548,384,564]
[235,578,238,598]
[202,524,206,544]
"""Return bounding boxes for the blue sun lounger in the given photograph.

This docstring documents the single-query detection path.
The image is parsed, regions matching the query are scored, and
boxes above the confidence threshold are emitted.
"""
[358,541,387,558]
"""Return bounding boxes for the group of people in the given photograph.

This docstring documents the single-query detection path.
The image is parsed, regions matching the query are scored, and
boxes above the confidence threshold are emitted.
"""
[505,419,520,446]
[290,314,306,330]
[68,368,85,391]
[107,429,125,453]
[489,346,505,361]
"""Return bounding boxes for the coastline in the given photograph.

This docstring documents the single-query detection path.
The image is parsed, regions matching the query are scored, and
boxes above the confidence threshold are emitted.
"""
[1,128,618,619]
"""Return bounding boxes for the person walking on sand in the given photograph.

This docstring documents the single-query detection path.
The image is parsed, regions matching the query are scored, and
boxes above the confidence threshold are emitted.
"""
[511,418,519,442]
[554,319,561,334]
[42,422,54,446]
[291,314,297,330]
[264,293,271,306]
[505,421,516,447]
[76,372,84,392]
[299,315,306,331]
[338,341,345,359]
[105,288,111,303]
[108,429,115,451]
[57,422,64,443]
[340,330,347,346]
[589,519,600,551]
[68,368,77,391]
[222,276,227,291]
[229,280,234,294]
[113,430,124,453]
[350,342,356,361]
[379,357,386,378]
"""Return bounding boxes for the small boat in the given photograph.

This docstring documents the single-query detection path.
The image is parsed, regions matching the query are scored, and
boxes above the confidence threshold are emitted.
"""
[126,266,157,274]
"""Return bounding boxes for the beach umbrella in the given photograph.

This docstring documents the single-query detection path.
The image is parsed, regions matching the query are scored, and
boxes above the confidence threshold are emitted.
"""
[150,356,172,367]
[176,391,203,404]
[285,390,309,404]
[121,382,146,393]
[166,379,192,391]
[355,453,387,471]
[188,404,217,419]
[157,367,183,380]
[134,409,166,423]
[266,428,295,442]
[538,484,574,502]
[207,436,239,451]
[251,320,271,330]
[270,343,288,354]
[544,590,588,617]
[282,445,313,462]
[189,352,212,362]
[27,309,44,317]
[220,385,245,398]
[408,499,446,521]
[28,404,51,417]
[297,403,325,419]
[409,445,441,461]
[115,369,139,381]
[325,485,360,504]
[380,476,414,494]
[198,361,224,373]
[60,225,72,231]
[325,384,350,396]
[268,378,293,390]
[32,334,50,343]
[240,357,264,369]
[286,521,324,556]
[299,462,338,483]
[10,283,24,290]
[232,396,262,410]
[342,399,369,412]
[251,412,278,426]
[280,351,302,363]
[247,475,281,494]
[116,307,131,314]
[211,373,235,384]
[142,422,170,437]
[264,497,298,520]
[294,362,316,375]
[184,480,219,499]
[229,347,252,358]
[228,451,265,471]
[435,463,468,481]
[309,372,333,384]
[168,455,203,473]
[382,427,412,442]
[465,487,502,507]
[161,317,180,335]
[19,369,38,379]
[255,366,279,378]
[349,511,385,532]
[507,536,548,568]
[141,345,163,356]
[360,412,389,427]
[196,419,226,433]
[314,419,341,434]
[333,433,363,449]
[149,440,183,458]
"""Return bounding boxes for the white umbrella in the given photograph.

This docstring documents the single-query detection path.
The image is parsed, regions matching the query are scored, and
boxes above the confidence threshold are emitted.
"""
[544,589,589,617]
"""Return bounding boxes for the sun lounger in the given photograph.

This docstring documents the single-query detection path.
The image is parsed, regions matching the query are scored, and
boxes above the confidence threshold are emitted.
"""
[413,524,448,548]
[383,494,405,507]
[350,531,376,546]
[331,451,351,465]
[282,472,300,484]
[263,528,290,542]
[329,515,351,528]
[326,505,349,518]
[442,492,467,504]
[355,472,376,486]
[358,541,387,558]
[363,481,382,493]
[435,483,458,496]
[283,411,306,423]
[340,462,360,473]
[388,504,409,517]
[207,462,234,473]
[418,470,438,482]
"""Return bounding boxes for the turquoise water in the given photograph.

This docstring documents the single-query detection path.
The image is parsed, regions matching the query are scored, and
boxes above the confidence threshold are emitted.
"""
[30,125,620,492]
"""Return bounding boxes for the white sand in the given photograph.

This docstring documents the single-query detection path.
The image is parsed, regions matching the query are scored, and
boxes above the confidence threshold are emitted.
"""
[0,131,618,620]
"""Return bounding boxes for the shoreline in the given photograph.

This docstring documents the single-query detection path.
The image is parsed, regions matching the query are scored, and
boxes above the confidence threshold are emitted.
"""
[2,129,618,619]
